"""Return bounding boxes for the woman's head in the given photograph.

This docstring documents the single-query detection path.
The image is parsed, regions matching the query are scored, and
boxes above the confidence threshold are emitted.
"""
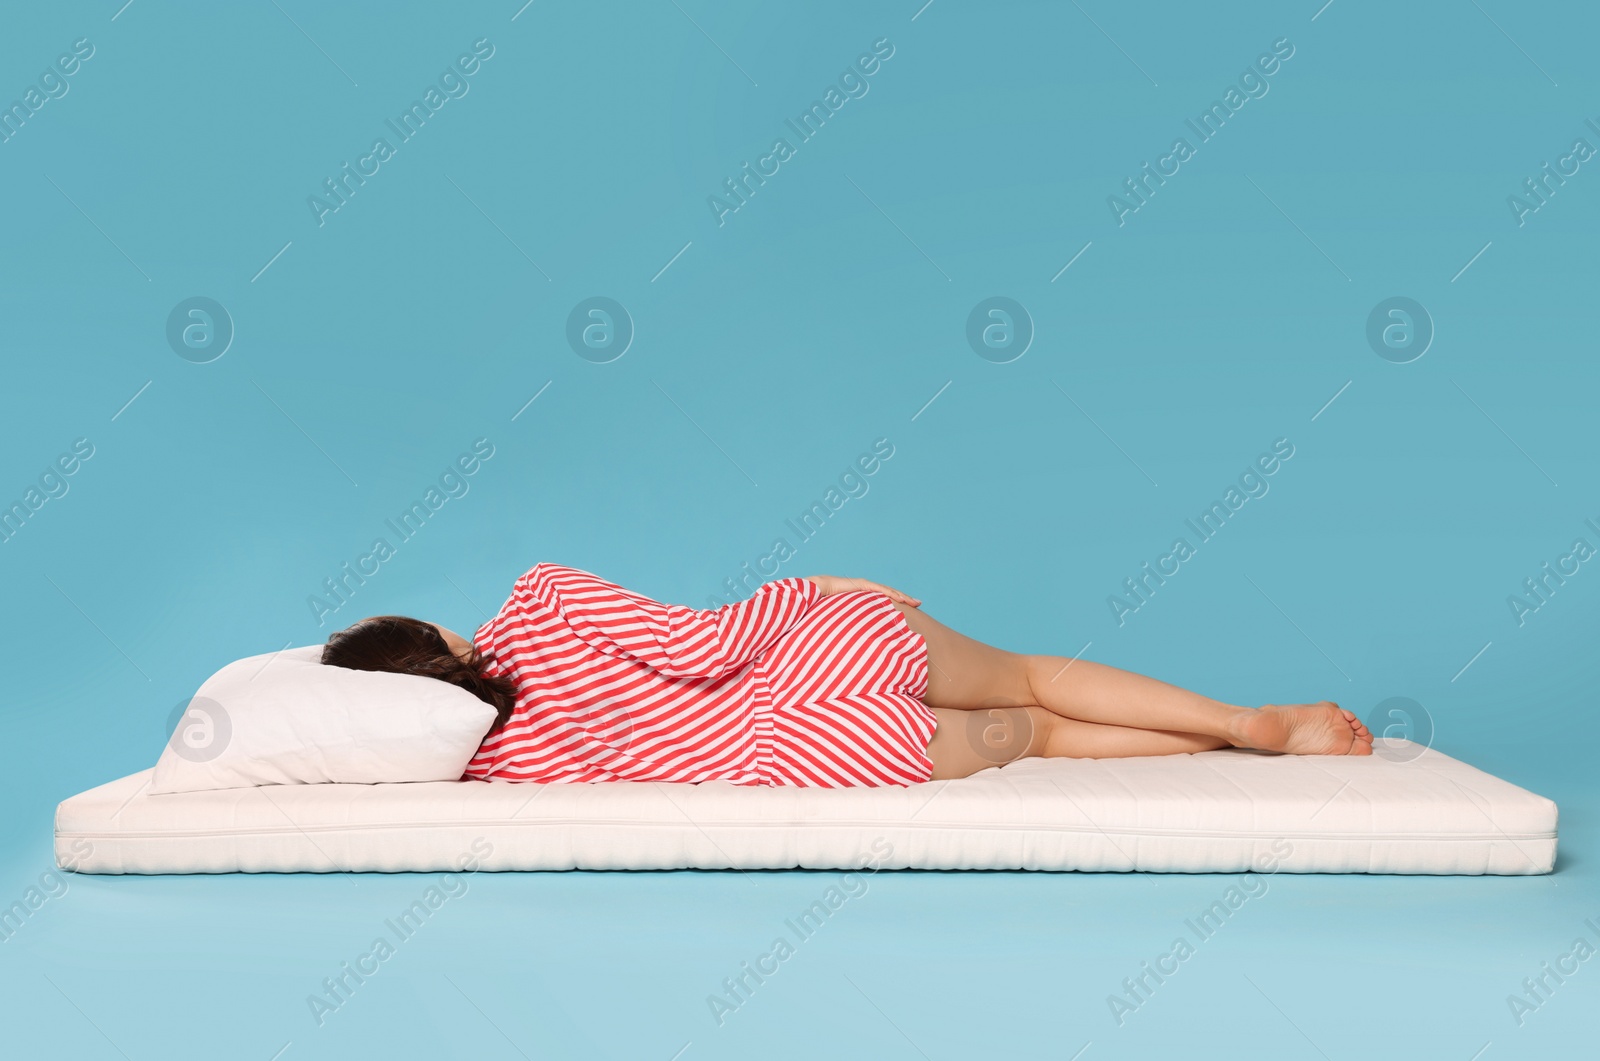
[322,616,517,732]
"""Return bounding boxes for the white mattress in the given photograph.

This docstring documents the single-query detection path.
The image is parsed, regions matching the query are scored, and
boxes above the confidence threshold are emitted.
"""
[55,739,1557,875]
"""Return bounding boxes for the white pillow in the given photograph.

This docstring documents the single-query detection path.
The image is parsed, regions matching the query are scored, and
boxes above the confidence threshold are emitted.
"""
[151,645,499,794]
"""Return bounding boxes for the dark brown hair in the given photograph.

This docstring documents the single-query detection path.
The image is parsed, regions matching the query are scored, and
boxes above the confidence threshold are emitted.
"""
[321,616,518,732]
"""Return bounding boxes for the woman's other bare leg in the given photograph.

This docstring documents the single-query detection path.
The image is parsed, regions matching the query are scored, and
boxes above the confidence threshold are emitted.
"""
[926,706,1229,780]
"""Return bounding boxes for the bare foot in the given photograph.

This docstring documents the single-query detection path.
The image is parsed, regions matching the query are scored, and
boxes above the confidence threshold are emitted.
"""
[1229,702,1374,756]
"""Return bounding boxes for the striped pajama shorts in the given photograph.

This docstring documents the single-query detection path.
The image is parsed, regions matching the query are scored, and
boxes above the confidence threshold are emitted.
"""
[750,590,936,787]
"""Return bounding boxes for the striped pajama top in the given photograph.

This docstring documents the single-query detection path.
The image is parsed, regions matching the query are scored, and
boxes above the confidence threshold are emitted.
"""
[463,563,937,787]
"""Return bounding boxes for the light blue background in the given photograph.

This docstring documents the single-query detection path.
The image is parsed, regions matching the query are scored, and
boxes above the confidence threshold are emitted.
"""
[2,0,1596,1057]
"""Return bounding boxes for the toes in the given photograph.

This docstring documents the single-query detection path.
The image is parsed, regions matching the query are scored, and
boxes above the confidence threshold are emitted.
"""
[1342,711,1372,738]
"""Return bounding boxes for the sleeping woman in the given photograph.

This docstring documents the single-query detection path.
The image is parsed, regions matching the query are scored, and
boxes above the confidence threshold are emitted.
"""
[321,563,1372,787]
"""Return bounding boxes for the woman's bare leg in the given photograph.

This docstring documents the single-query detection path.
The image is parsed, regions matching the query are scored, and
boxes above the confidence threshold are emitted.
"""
[927,706,1229,780]
[892,602,1371,759]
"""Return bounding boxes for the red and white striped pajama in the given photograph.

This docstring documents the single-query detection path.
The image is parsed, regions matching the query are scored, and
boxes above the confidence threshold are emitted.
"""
[463,563,935,787]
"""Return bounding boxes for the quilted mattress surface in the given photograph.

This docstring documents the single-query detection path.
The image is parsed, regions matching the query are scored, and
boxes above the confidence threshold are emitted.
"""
[54,739,1557,875]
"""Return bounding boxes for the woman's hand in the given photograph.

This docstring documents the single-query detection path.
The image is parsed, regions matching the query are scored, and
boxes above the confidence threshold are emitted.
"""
[805,576,921,608]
